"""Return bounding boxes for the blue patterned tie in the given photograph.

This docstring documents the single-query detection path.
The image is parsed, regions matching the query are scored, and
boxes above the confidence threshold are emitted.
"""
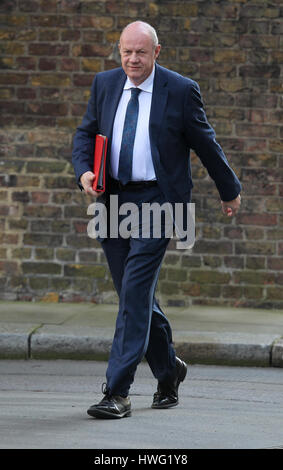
[118,87,142,185]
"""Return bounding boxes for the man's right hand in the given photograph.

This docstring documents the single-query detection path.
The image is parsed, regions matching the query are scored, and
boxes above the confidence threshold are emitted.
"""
[80,171,102,197]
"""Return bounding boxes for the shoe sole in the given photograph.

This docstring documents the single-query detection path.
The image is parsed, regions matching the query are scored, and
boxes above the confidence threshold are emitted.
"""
[151,400,179,409]
[87,408,131,419]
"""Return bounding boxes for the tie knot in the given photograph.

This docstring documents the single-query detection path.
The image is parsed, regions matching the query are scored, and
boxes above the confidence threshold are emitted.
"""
[131,87,141,98]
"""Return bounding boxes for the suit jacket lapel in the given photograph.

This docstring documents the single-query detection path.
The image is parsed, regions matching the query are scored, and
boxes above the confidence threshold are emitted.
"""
[103,68,126,184]
[103,68,126,140]
[149,64,168,178]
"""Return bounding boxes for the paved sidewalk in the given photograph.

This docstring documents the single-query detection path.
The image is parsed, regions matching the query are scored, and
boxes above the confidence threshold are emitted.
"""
[0,300,283,366]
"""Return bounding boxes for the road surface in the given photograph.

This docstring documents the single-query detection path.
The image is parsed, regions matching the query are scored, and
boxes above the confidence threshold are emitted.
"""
[0,359,283,450]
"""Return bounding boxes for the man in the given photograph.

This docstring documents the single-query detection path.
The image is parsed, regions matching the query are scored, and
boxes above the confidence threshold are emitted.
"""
[72,21,241,419]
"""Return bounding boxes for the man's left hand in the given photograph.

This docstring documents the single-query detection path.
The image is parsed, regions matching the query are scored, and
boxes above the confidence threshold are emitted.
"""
[221,194,241,217]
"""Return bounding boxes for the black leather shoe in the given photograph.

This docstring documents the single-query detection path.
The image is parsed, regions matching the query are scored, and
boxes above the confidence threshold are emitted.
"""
[151,357,187,409]
[87,394,131,419]
[87,385,131,419]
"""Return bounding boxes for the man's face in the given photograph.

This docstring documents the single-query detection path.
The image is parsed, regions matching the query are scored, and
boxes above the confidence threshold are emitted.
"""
[119,27,161,86]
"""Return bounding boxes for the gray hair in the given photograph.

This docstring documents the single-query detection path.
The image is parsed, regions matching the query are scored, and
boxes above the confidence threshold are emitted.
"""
[120,21,159,47]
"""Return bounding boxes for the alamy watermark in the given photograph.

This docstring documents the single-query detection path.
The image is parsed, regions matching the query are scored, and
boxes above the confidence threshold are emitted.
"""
[87,195,195,249]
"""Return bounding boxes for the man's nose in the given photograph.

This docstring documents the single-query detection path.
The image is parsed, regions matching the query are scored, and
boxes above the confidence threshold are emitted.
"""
[129,53,139,62]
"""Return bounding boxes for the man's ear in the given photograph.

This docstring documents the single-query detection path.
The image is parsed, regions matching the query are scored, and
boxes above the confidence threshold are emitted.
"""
[155,44,161,60]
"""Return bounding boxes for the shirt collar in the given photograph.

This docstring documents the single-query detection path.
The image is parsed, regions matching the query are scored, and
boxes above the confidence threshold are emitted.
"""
[124,65,155,93]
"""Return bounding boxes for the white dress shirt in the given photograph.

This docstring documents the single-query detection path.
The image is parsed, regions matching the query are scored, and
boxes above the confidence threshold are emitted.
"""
[110,66,156,181]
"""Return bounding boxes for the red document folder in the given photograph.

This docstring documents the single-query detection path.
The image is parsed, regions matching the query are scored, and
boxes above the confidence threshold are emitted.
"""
[92,134,108,193]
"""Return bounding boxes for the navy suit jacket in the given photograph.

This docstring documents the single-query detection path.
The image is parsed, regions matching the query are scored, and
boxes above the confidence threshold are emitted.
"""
[72,63,241,205]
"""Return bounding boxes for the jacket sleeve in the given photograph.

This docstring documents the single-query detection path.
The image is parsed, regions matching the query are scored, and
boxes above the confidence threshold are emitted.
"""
[184,80,241,202]
[72,76,99,190]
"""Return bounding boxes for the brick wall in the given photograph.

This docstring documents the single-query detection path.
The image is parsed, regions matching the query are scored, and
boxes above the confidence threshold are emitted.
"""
[0,0,282,308]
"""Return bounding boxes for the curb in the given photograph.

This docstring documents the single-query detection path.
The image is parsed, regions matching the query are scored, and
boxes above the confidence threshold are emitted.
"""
[271,338,283,367]
[1,330,283,367]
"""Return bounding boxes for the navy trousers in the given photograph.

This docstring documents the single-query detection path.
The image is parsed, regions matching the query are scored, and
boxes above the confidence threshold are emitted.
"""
[100,182,176,397]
